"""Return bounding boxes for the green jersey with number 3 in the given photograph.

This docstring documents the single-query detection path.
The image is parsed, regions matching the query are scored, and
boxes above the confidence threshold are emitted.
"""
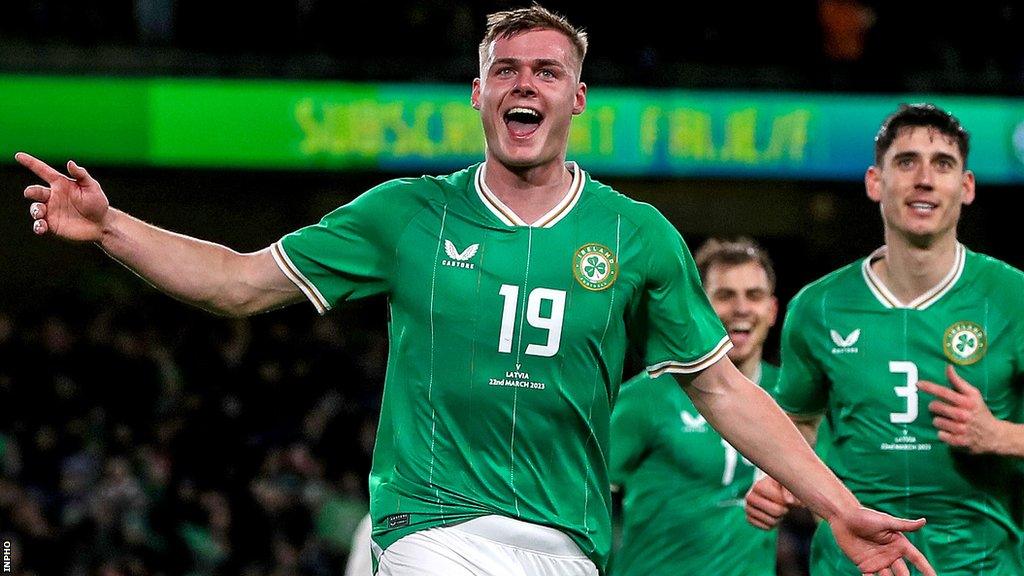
[273,163,730,570]
[775,245,1024,575]
[609,362,778,576]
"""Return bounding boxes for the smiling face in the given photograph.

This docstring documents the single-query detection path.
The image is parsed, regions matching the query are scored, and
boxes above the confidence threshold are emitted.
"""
[704,261,778,366]
[471,28,587,171]
[866,125,976,247]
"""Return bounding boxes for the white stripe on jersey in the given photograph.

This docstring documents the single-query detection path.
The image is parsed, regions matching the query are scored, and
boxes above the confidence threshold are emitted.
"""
[271,241,330,313]
[646,335,733,377]
[862,242,965,310]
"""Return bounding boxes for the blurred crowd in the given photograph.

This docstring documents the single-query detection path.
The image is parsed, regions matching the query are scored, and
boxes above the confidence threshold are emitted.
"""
[0,1,1021,93]
[0,293,386,575]
[0,281,823,576]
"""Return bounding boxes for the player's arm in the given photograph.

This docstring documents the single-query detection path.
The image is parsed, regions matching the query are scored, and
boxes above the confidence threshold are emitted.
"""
[676,358,935,576]
[918,365,1024,458]
[18,153,303,317]
[791,413,823,446]
[744,411,821,529]
[675,361,843,520]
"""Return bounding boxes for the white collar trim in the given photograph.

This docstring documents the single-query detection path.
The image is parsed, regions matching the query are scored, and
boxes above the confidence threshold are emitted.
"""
[474,162,583,228]
[861,243,965,310]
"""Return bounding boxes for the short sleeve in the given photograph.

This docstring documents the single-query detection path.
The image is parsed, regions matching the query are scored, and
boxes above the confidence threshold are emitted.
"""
[773,292,829,416]
[1013,269,1024,390]
[273,180,422,313]
[609,372,656,486]
[633,211,730,377]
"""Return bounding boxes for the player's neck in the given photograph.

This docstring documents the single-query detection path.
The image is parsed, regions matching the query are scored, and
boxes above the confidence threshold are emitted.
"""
[483,157,574,225]
[735,354,762,384]
[874,232,960,304]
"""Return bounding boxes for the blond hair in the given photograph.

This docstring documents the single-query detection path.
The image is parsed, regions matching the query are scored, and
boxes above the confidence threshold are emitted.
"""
[478,4,588,78]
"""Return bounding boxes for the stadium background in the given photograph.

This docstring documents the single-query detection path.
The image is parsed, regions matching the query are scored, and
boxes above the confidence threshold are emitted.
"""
[0,2,1022,574]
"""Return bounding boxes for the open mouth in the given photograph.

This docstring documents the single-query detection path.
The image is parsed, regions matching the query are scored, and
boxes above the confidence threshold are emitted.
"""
[907,201,938,214]
[727,322,753,344]
[504,107,543,138]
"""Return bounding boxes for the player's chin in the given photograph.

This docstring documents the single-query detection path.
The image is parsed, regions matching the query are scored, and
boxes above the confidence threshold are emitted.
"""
[497,147,549,168]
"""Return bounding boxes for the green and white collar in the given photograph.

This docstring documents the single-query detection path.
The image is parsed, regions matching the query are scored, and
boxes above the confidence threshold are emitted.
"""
[861,242,965,310]
[474,161,584,228]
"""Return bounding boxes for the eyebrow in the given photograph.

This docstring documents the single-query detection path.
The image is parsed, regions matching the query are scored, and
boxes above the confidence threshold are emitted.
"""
[892,151,960,166]
[712,287,769,294]
[489,57,568,71]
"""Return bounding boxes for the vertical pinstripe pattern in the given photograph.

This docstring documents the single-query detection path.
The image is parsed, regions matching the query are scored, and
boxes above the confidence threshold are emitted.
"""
[510,388,521,517]
[582,215,621,529]
[979,297,991,574]
[513,229,533,367]
[898,309,912,526]
[509,226,534,517]
[428,206,449,517]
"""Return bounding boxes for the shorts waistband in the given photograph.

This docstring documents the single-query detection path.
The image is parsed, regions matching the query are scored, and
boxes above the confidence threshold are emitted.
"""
[451,515,585,558]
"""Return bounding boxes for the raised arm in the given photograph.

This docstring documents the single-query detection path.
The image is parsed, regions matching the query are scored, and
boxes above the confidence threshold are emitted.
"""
[17,153,303,316]
[675,357,935,576]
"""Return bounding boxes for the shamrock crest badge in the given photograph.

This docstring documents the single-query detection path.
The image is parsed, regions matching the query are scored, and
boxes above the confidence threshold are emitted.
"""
[573,243,618,291]
[943,321,987,365]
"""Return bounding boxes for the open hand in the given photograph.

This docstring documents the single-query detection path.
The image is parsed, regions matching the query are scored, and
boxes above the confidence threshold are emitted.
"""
[830,507,934,576]
[17,152,110,242]
[917,365,1003,454]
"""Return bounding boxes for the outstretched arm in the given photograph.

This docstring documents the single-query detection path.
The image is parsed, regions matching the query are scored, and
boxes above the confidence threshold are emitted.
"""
[918,364,1024,457]
[744,412,820,529]
[17,153,303,316]
[676,357,935,576]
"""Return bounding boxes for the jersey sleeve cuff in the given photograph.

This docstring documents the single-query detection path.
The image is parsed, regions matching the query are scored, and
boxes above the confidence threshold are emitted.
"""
[645,335,733,377]
[271,240,331,315]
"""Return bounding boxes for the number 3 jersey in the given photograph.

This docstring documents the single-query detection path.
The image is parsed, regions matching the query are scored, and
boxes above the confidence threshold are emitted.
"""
[774,244,1024,575]
[272,163,729,570]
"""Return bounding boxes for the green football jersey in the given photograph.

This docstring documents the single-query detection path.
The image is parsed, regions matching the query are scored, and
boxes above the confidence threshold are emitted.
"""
[273,162,729,570]
[609,362,778,576]
[775,244,1024,575]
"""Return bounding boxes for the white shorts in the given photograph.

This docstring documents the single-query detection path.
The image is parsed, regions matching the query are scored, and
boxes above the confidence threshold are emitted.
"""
[376,515,599,576]
[345,514,373,576]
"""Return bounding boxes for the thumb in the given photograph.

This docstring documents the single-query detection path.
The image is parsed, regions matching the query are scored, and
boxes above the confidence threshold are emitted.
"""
[67,160,95,185]
[780,485,797,506]
[888,516,927,533]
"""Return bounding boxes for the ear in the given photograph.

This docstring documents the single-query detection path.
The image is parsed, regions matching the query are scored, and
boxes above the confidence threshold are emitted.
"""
[471,78,482,110]
[865,165,882,203]
[767,295,779,328]
[572,82,587,116]
[961,169,976,206]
